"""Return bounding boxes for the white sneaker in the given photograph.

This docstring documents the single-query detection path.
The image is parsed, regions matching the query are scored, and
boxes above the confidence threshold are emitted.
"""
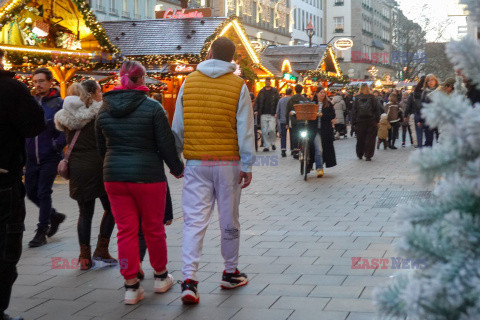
[154,272,174,293]
[124,281,145,305]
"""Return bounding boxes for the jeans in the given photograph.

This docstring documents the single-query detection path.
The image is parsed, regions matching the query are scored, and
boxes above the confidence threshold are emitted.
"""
[314,133,323,169]
[279,123,288,151]
[0,181,26,314]
[289,124,299,151]
[77,195,115,246]
[414,114,434,148]
[25,157,60,228]
[260,114,277,149]
[402,124,413,144]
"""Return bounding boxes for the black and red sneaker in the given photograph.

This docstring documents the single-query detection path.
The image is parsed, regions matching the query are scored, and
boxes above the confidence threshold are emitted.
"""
[220,269,248,289]
[181,279,199,305]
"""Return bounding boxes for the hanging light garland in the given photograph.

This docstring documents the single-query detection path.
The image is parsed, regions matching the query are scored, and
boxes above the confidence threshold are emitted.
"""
[0,0,119,68]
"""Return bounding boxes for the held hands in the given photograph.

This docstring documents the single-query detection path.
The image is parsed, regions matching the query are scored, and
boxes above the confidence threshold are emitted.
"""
[171,168,184,179]
[317,113,323,117]
[238,171,252,189]
[331,118,337,125]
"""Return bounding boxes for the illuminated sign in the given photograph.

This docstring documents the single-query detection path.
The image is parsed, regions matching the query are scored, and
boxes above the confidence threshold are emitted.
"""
[283,73,297,83]
[171,64,196,73]
[334,38,354,51]
[156,8,212,19]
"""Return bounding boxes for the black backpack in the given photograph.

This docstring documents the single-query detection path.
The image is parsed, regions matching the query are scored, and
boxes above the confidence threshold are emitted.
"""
[357,96,376,120]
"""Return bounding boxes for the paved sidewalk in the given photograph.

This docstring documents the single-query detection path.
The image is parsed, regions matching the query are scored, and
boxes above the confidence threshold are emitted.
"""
[7,135,430,320]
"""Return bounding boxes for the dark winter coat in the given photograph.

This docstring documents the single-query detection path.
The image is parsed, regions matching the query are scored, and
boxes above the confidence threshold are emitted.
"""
[25,88,66,164]
[351,94,382,125]
[55,97,105,202]
[96,89,184,182]
[254,87,280,116]
[405,91,422,117]
[0,70,45,187]
[306,103,337,168]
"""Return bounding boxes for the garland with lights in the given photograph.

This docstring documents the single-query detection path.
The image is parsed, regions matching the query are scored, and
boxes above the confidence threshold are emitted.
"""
[135,16,269,77]
[301,70,350,84]
[71,0,120,53]
[0,0,119,54]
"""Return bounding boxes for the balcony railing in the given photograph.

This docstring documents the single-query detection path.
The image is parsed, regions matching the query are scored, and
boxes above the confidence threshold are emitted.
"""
[109,8,118,15]
[134,13,142,19]
[334,27,344,33]
[334,1,344,6]
[122,11,131,18]
[96,4,105,12]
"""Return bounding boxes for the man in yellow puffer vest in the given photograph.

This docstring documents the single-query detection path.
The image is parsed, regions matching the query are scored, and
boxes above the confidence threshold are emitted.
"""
[172,37,255,305]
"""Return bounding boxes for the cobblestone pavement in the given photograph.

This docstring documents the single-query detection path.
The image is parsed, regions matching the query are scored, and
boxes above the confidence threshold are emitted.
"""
[7,134,430,320]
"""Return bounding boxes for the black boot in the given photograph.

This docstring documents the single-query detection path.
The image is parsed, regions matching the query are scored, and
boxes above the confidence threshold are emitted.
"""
[28,226,48,247]
[281,150,286,158]
[47,211,66,237]
[391,139,398,150]
[2,313,24,320]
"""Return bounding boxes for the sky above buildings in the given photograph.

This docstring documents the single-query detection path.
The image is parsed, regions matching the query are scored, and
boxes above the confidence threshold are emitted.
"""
[397,0,468,41]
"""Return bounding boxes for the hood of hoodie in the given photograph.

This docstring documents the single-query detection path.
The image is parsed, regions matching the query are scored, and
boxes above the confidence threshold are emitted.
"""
[196,59,237,79]
[102,89,147,118]
[54,96,102,131]
[332,96,343,104]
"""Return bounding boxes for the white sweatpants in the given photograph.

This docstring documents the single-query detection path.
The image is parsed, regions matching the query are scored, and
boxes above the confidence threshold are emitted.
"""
[181,164,242,281]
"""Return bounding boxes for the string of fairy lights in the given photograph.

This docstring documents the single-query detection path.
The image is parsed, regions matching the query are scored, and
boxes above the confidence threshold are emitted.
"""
[0,0,347,86]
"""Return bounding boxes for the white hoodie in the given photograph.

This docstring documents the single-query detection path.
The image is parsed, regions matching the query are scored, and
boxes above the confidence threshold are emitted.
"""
[172,59,255,172]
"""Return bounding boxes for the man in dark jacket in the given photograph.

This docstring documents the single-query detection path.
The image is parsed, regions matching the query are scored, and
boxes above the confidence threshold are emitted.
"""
[0,49,45,320]
[254,78,279,152]
[25,68,66,248]
[351,85,382,161]
[286,84,309,158]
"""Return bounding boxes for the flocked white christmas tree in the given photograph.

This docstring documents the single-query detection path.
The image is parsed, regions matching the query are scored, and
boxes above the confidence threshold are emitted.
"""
[374,1,480,319]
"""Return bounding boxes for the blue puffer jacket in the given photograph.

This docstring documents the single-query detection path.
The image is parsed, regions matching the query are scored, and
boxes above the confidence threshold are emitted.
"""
[26,88,66,164]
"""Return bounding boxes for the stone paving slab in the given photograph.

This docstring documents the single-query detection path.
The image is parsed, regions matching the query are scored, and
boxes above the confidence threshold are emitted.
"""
[5,134,431,320]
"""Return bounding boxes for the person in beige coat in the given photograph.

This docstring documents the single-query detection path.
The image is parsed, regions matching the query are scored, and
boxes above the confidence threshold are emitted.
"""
[377,113,391,150]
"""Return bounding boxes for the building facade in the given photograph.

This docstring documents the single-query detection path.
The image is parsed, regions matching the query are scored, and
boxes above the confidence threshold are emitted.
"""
[89,0,157,21]
[156,0,292,45]
[325,0,395,80]
[291,0,324,45]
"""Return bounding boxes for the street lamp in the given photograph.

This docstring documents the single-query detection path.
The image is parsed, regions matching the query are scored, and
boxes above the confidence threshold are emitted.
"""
[305,20,315,48]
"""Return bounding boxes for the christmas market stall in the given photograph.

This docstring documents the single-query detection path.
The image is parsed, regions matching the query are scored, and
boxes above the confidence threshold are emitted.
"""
[0,0,120,97]
[261,44,349,96]
[101,15,274,124]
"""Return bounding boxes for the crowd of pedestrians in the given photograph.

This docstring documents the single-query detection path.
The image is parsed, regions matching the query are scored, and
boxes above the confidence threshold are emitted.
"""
[1,37,478,319]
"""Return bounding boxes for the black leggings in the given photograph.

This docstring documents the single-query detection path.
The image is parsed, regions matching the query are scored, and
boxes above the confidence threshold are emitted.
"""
[77,195,115,246]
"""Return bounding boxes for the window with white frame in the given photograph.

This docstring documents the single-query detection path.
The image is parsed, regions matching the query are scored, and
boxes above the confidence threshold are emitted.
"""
[334,17,344,31]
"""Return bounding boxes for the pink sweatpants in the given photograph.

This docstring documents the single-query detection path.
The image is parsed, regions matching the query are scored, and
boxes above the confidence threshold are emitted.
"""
[104,182,167,280]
